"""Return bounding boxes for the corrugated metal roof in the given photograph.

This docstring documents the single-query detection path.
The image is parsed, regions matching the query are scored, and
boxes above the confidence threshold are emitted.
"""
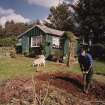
[18,25,64,38]
[37,25,64,36]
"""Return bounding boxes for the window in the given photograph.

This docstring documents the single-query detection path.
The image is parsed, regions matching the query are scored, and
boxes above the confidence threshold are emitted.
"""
[31,36,42,47]
[17,38,22,46]
[52,36,60,48]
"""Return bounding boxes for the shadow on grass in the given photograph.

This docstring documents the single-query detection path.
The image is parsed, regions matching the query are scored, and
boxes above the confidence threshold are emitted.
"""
[95,72,105,76]
[52,76,83,91]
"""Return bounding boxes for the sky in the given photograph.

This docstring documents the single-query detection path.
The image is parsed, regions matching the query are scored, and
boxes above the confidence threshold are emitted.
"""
[0,0,77,27]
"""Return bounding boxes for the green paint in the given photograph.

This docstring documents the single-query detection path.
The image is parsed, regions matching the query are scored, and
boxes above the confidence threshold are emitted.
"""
[19,26,77,59]
[64,39,69,56]
[22,36,29,54]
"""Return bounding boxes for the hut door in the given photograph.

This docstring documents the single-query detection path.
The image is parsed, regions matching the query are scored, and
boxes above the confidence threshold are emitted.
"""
[45,42,51,58]
[22,36,29,54]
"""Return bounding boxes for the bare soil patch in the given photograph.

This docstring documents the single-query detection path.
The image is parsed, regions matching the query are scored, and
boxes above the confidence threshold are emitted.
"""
[0,72,105,105]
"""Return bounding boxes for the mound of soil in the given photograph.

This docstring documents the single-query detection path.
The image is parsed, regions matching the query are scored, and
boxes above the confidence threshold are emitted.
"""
[0,72,105,105]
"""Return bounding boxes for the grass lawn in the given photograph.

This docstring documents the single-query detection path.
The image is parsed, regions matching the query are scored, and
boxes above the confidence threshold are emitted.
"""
[0,55,105,82]
[0,55,35,81]
[0,55,76,81]
[93,61,105,74]
[71,60,105,74]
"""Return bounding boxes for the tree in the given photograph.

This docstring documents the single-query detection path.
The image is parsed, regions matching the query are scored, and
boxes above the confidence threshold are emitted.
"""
[5,21,29,37]
[45,2,74,31]
[0,21,31,46]
[64,31,77,67]
[74,0,105,44]
[0,25,3,37]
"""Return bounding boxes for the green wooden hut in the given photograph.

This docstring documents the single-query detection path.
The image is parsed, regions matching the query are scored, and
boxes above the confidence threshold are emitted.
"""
[16,25,74,60]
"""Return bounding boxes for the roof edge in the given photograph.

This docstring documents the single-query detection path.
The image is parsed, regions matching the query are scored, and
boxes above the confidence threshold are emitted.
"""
[17,25,64,39]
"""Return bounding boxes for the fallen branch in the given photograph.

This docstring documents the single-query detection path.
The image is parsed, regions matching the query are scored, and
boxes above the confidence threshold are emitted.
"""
[42,81,50,105]
[32,75,38,105]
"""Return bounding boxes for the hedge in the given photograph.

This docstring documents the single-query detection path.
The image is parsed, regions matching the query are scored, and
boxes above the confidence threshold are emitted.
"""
[0,36,16,47]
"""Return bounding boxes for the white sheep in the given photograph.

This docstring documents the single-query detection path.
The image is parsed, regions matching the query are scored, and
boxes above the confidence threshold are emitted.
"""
[32,55,46,71]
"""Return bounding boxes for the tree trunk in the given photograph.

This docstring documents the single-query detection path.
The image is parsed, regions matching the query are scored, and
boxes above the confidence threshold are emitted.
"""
[67,41,72,67]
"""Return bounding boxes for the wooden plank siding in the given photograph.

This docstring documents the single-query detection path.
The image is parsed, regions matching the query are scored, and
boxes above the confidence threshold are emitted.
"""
[17,25,70,59]
[28,27,46,56]
[21,29,68,57]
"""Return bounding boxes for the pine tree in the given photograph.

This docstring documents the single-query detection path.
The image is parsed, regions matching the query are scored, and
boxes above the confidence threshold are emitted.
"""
[75,0,105,43]
[45,2,74,31]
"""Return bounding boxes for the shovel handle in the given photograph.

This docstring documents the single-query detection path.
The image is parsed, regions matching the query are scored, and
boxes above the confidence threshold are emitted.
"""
[83,73,86,91]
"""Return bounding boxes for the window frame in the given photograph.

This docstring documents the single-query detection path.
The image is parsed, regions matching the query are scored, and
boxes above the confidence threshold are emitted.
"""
[31,35,42,47]
[52,36,60,48]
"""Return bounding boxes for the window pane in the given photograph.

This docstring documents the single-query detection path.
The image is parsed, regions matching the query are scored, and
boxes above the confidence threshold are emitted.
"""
[52,37,60,48]
[31,36,42,47]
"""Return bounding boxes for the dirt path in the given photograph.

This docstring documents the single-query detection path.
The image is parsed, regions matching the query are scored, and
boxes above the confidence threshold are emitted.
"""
[0,71,105,105]
[36,72,105,100]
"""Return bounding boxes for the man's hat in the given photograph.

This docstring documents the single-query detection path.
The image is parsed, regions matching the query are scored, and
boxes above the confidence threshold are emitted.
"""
[80,42,88,46]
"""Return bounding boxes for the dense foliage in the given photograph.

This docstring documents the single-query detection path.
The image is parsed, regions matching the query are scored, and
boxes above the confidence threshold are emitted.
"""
[0,21,32,46]
[74,0,105,44]
[45,2,74,31]
[91,43,105,60]
[0,36,16,47]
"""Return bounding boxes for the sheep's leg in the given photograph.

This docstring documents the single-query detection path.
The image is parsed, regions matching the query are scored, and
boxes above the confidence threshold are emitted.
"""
[43,62,45,67]
[32,64,35,68]
[36,64,39,72]
[39,63,41,66]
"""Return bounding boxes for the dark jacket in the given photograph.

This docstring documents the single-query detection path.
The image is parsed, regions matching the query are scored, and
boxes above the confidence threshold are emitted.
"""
[78,53,93,71]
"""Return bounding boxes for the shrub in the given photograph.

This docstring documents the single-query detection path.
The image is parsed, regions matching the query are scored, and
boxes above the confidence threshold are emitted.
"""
[23,52,29,57]
[10,49,16,58]
[91,43,105,60]
[0,36,16,47]
[48,50,64,62]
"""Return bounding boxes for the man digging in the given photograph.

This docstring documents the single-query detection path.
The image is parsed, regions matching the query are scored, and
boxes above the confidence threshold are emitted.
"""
[78,47,94,94]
